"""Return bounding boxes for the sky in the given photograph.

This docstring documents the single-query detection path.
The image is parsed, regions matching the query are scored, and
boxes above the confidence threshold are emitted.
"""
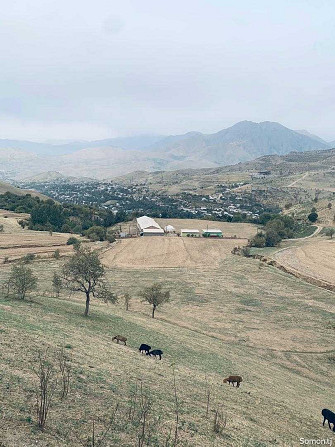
[1,0,335,141]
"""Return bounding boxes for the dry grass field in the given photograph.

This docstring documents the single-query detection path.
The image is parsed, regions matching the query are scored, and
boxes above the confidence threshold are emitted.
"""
[1,220,335,446]
[103,238,246,269]
[273,236,335,286]
[0,210,85,262]
[104,219,255,269]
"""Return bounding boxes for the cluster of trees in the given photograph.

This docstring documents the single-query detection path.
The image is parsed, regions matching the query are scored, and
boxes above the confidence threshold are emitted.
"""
[250,214,311,248]
[0,192,128,239]
[4,247,171,319]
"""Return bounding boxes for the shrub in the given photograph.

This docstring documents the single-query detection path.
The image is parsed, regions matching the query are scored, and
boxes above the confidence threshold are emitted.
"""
[67,237,80,246]
[53,249,60,259]
[265,229,282,247]
[22,253,36,264]
[308,211,318,223]
[250,233,266,248]
[324,228,335,239]
[85,226,106,241]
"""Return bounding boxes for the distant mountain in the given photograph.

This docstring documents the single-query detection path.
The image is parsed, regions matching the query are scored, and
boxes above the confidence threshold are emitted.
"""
[147,121,330,166]
[22,171,95,183]
[0,121,330,180]
[294,129,328,144]
[0,134,165,156]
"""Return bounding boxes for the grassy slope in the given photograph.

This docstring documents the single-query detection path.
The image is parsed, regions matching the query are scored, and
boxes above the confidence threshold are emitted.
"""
[0,181,49,200]
[1,249,335,446]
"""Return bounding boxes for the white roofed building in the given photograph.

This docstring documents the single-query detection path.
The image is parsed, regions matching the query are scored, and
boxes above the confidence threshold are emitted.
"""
[164,225,175,233]
[136,216,164,236]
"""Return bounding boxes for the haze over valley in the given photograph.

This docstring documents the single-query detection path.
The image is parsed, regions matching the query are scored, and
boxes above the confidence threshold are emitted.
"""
[0,120,332,181]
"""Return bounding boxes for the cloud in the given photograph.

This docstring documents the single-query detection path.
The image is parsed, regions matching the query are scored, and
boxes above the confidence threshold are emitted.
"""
[0,0,335,140]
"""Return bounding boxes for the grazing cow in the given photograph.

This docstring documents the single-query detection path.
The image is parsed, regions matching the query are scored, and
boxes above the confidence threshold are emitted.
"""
[139,344,151,354]
[112,335,127,345]
[147,349,163,360]
[223,375,243,387]
[322,409,335,431]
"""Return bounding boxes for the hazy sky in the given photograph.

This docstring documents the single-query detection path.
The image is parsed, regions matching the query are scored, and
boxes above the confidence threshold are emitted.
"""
[1,0,335,141]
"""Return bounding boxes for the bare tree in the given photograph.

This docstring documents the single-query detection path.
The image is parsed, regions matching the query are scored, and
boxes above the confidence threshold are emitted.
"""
[35,350,57,430]
[140,283,170,318]
[57,347,71,400]
[62,247,114,316]
[213,407,227,435]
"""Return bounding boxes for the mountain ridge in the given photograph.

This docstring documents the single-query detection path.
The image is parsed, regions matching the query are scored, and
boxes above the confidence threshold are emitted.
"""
[0,121,331,180]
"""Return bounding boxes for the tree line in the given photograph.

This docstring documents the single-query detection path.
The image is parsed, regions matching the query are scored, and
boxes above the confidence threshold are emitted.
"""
[0,192,129,240]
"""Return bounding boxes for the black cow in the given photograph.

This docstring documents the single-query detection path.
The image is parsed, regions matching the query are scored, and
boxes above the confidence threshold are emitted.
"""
[147,349,163,360]
[322,409,335,431]
[139,344,151,354]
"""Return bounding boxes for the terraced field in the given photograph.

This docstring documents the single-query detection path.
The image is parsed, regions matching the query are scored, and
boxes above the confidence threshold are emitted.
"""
[273,237,335,287]
[0,210,84,262]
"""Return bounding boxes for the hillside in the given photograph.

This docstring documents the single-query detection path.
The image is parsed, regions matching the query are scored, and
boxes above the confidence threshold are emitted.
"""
[114,148,335,191]
[0,180,49,199]
[0,121,331,180]
[1,219,335,445]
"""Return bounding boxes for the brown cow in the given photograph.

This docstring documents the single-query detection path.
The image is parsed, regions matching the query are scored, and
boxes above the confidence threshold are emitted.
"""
[112,335,127,345]
[223,375,243,387]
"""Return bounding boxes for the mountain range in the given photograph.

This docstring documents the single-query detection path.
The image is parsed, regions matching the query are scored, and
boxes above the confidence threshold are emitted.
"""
[0,121,332,180]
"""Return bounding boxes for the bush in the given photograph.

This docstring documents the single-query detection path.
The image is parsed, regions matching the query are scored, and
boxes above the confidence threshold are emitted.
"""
[67,237,80,246]
[265,230,282,247]
[22,253,36,264]
[241,246,251,257]
[308,211,318,223]
[250,233,266,248]
[53,249,61,259]
[324,228,335,239]
[85,226,106,241]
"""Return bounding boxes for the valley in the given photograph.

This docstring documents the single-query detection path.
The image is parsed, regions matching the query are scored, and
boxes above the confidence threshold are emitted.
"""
[1,209,335,446]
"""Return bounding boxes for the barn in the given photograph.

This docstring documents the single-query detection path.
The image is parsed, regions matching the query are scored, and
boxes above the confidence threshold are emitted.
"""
[136,216,164,236]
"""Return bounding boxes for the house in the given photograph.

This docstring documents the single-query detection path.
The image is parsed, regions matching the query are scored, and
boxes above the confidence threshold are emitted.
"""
[180,229,200,238]
[202,229,223,238]
[136,216,164,236]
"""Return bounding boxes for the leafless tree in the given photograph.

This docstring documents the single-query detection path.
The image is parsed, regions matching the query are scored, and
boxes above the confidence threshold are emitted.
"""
[57,347,71,399]
[34,350,57,430]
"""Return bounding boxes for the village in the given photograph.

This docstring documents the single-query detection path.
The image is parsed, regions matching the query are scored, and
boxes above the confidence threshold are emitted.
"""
[17,178,274,222]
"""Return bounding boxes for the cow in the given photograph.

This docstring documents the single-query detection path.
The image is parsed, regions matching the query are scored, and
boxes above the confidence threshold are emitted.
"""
[147,349,163,360]
[139,344,151,354]
[322,408,335,431]
[112,335,127,345]
[223,375,243,387]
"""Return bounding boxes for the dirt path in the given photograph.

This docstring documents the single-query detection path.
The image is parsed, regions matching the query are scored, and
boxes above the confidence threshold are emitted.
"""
[287,171,309,187]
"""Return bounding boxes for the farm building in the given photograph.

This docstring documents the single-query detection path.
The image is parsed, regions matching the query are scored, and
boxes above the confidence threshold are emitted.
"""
[164,225,175,233]
[180,229,201,238]
[202,229,223,238]
[136,216,164,236]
